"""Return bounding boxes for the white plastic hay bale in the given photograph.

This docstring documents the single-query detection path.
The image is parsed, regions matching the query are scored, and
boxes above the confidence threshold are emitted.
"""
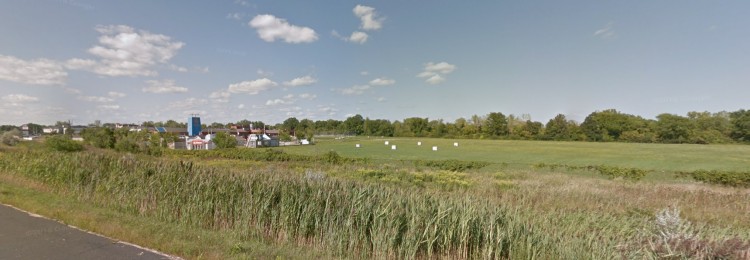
[454,142,459,147]
[432,146,438,151]
[355,144,360,148]
[391,145,397,150]
[417,141,422,146]
[384,141,389,145]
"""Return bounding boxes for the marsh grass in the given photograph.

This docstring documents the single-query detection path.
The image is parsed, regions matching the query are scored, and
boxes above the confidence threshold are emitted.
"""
[1,144,749,259]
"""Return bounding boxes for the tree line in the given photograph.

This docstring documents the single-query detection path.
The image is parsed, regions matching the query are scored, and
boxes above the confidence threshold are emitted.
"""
[3,108,749,145]
[267,109,750,144]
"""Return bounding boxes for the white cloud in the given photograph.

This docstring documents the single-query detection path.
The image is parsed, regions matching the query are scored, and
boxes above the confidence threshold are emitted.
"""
[98,104,121,110]
[425,74,445,85]
[142,79,188,93]
[238,104,245,109]
[354,5,384,31]
[209,90,230,103]
[265,98,293,106]
[226,13,244,20]
[338,85,371,95]
[257,69,273,77]
[167,97,208,111]
[369,77,395,86]
[417,61,456,85]
[318,105,338,115]
[169,64,188,72]
[69,25,185,77]
[108,91,126,98]
[594,22,616,39]
[0,55,67,85]
[227,78,278,94]
[234,0,251,7]
[333,30,369,44]
[298,93,317,100]
[349,31,368,44]
[424,62,457,74]
[376,97,386,102]
[360,71,369,76]
[78,95,114,103]
[249,14,318,43]
[2,94,39,103]
[283,75,317,87]
[64,87,82,94]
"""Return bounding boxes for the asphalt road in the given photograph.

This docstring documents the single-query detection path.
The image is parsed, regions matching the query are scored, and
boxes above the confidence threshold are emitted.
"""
[0,203,176,259]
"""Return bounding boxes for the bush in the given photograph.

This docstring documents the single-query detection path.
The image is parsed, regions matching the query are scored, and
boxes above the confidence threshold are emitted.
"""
[114,137,140,153]
[212,132,237,149]
[45,135,84,152]
[1,129,21,146]
[677,170,750,187]
[414,159,489,172]
[81,127,115,148]
[534,163,649,181]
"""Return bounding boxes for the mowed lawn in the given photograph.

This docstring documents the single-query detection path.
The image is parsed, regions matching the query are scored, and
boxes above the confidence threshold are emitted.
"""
[281,137,750,172]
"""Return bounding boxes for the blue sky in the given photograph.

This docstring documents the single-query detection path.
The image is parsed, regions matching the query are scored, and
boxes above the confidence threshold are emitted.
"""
[1,0,748,125]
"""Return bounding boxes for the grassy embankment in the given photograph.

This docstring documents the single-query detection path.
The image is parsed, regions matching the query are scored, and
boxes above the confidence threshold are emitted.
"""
[1,139,749,259]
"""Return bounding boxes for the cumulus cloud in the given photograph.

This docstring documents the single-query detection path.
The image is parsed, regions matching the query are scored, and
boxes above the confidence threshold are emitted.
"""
[249,14,318,43]
[333,30,369,44]
[209,90,230,103]
[0,55,67,85]
[369,77,395,86]
[227,78,278,94]
[78,95,115,103]
[594,22,616,39]
[318,105,338,115]
[98,104,121,110]
[283,75,317,87]
[354,5,384,30]
[2,94,39,103]
[265,98,293,106]
[338,85,371,95]
[167,97,208,111]
[376,97,386,102]
[298,93,317,100]
[348,31,369,44]
[417,62,456,85]
[142,79,188,93]
[68,25,185,77]
[108,91,126,98]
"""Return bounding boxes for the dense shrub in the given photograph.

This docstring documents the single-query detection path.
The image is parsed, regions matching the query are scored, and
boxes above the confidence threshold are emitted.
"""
[45,135,84,152]
[212,132,237,149]
[413,159,489,172]
[677,170,750,187]
[1,129,21,146]
[534,163,649,181]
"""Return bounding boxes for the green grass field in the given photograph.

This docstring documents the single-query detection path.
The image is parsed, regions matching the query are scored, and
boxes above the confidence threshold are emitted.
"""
[2,139,749,259]
[281,137,750,172]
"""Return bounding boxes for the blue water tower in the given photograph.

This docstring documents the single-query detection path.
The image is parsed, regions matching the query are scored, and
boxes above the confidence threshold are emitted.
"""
[188,115,201,136]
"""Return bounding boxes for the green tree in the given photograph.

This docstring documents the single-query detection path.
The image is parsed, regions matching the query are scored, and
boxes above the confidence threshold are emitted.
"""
[730,109,750,142]
[343,114,365,135]
[81,127,115,148]
[483,112,509,137]
[655,113,694,143]
[581,109,647,141]
[212,132,237,149]
[544,114,573,141]
[282,117,300,135]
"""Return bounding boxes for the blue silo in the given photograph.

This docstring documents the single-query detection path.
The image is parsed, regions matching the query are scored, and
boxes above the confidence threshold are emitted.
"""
[188,115,201,136]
